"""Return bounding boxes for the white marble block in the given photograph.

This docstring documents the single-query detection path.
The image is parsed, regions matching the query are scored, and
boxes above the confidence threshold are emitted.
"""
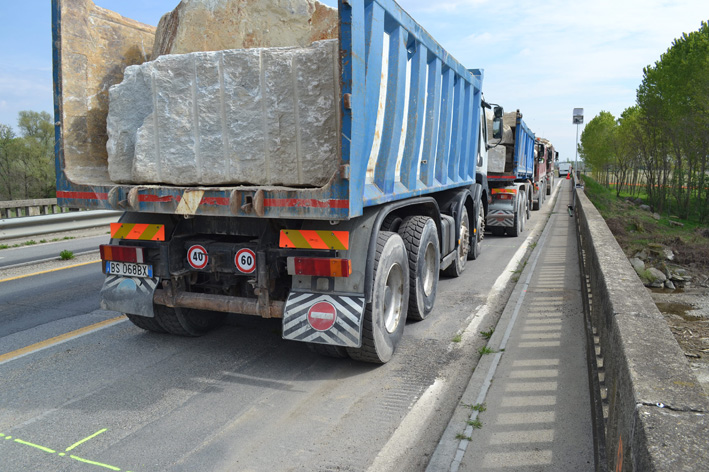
[106,39,340,187]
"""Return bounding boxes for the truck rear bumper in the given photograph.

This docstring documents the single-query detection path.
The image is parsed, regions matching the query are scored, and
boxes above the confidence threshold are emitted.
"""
[153,289,285,319]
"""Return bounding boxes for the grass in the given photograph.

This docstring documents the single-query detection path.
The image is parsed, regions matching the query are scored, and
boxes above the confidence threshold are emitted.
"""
[581,175,709,268]
[0,236,76,250]
[478,346,495,356]
[455,433,472,441]
[60,250,74,260]
[452,333,463,343]
[467,418,483,429]
[480,327,494,340]
[462,403,487,412]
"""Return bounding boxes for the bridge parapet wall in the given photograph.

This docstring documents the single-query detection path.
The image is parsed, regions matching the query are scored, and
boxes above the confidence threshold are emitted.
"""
[575,186,708,471]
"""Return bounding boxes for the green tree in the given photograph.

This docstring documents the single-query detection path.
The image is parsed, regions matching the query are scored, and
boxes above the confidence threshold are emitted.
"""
[579,111,617,187]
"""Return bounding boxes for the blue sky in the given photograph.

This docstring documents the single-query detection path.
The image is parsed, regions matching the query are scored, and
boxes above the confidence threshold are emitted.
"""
[0,0,707,163]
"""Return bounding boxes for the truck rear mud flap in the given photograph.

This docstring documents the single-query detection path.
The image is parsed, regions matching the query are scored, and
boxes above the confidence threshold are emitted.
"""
[99,275,160,318]
[283,291,365,348]
[487,209,514,227]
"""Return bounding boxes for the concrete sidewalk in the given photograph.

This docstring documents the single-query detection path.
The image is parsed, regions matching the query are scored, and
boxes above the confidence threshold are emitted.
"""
[429,179,595,471]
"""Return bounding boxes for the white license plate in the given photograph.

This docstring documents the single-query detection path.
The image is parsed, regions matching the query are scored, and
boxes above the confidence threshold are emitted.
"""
[105,261,153,278]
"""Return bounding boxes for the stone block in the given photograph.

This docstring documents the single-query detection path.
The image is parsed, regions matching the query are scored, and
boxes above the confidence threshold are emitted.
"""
[107,40,340,187]
[152,0,338,58]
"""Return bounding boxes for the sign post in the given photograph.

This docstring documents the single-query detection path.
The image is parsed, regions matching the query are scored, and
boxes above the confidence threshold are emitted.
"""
[572,108,584,184]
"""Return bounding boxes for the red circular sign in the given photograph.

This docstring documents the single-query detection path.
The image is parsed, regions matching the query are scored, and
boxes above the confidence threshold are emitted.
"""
[307,301,337,331]
[235,248,256,273]
[187,245,208,269]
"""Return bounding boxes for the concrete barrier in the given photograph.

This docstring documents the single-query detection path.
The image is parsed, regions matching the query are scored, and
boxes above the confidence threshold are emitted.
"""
[574,186,708,471]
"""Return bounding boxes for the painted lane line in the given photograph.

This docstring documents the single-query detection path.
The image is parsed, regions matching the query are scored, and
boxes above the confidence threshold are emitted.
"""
[13,438,56,454]
[66,428,108,452]
[0,316,126,366]
[70,455,121,471]
[0,259,100,283]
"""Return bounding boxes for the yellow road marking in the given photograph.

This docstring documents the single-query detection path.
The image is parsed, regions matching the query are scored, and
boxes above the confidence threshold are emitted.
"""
[66,428,108,452]
[0,316,125,365]
[14,438,56,454]
[0,260,101,283]
[70,455,121,471]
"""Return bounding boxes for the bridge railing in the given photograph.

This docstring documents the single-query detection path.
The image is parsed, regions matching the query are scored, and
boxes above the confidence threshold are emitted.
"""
[574,182,708,472]
[0,199,74,218]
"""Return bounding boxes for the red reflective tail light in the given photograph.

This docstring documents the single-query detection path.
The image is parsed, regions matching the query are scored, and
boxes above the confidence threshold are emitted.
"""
[288,257,352,277]
[100,245,146,264]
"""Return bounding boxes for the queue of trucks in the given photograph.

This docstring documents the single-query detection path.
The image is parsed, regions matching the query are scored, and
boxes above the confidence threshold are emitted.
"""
[53,0,559,363]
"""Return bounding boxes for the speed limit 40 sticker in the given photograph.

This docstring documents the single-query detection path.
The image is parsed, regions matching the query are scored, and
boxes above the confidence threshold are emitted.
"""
[187,245,209,269]
[235,248,256,273]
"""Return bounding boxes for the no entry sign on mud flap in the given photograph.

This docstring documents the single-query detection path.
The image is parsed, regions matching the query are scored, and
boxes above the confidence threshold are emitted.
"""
[307,301,337,331]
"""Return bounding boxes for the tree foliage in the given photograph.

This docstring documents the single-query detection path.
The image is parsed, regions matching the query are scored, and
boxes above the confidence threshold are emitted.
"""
[0,111,56,200]
[581,21,709,222]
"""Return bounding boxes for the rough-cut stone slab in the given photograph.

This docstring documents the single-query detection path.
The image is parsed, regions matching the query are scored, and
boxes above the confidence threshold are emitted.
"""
[152,0,338,58]
[107,40,340,187]
[60,0,155,185]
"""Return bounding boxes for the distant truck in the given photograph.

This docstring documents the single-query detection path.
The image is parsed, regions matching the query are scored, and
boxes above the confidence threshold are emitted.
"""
[482,110,537,237]
[558,162,572,177]
[52,0,506,363]
[536,137,558,197]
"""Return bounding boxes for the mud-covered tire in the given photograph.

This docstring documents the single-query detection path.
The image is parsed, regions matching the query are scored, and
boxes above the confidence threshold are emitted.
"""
[347,232,408,364]
[398,216,439,321]
[468,202,484,261]
[154,304,225,337]
[508,199,522,237]
[443,207,470,277]
[126,313,167,333]
[307,343,350,359]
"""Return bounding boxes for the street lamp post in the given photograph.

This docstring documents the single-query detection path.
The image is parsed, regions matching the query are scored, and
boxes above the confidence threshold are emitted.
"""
[573,108,583,181]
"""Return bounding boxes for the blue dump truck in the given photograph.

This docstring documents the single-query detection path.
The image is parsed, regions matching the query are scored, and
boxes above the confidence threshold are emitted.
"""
[482,110,537,237]
[53,0,503,363]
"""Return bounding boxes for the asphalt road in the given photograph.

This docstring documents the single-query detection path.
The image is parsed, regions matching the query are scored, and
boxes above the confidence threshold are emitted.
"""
[0,234,109,269]
[0,192,561,472]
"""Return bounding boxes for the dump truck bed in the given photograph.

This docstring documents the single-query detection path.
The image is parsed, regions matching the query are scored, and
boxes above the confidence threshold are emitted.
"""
[486,111,535,182]
[54,0,483,220]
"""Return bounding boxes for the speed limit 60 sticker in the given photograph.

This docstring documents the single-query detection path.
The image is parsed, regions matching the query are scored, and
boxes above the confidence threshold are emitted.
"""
[187,245,209,269]
[235,248,256,273]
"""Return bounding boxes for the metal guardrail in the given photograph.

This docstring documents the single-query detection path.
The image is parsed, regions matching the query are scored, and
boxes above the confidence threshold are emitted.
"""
[0,210,122,241]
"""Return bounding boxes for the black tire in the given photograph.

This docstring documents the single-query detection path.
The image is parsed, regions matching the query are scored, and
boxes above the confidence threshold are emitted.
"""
[347,232,409,363]
[443,207,470,277]
[546,176,553,195]
[154,304,225,337]
[126,313,167,333]
[381,213,404,233]
[398,216,439,321]
[468,202,484,261]
[532,195,540,211]
[508,199,522,237]
[307,343,350,359]
[490,226,505,237]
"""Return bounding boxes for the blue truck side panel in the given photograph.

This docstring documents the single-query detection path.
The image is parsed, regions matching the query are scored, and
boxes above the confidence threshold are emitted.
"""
[512,115,535,180]
[53,0,482,220]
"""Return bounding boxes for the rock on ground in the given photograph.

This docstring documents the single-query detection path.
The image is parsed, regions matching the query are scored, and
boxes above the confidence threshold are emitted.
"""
[152,0,338,58]
[107,40,340,187]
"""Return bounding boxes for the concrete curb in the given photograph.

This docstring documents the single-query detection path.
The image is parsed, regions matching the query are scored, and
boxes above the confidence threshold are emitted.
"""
[575,188,709,471]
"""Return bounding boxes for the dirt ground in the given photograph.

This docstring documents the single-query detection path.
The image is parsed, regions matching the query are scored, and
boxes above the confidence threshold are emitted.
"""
[650,286,709,393]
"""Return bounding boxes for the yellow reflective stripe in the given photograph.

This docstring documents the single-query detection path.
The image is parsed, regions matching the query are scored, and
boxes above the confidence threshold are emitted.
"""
[110,223,165,241]
[279,230,349,250]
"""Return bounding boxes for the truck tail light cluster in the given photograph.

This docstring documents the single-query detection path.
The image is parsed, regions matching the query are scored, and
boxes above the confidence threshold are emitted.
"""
[494,193,514,201]
[288,257,352,277]
[100,245,147,264]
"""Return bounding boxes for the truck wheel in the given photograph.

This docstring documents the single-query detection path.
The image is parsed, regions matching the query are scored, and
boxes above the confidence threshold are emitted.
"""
[347,232,408,363]
[491,227,504,237]
[399,216,439,321]
[508,201,522,237]
[532,196,540,211]
[547,177,553,195]
[443,207,470,277]
[468,203,484,260]
[381,213,404,233]
[125,313,167,333]
[154,304,224,337]
[307,343,349,359]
